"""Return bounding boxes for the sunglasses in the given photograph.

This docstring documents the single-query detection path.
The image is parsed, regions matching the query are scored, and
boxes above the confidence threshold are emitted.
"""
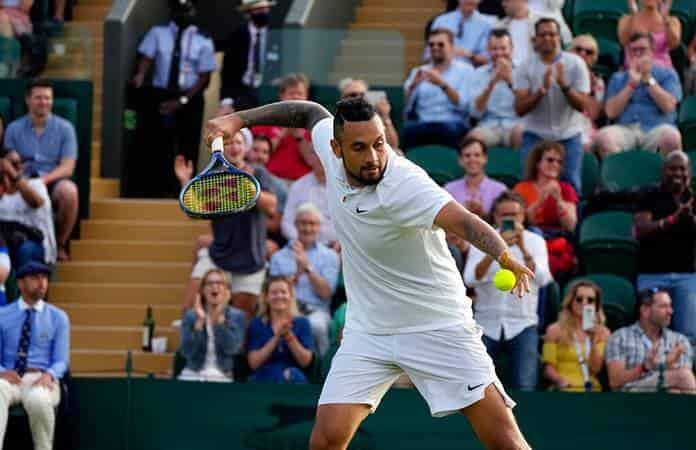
[428,42,446,48]
[204,280,225,287]
[574,295,596,304]
[573,46,595,56]
[543,156,563,165]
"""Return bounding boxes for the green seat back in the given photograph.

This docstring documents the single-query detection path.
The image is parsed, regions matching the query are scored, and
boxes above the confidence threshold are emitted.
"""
[595,38,622,75]
[52,98,78,128]
[0,96,10,122]
[579,212,638,278]
[670,0,694,43]
[581,151,599,198]
[0,36,19,77]
[600,150,663,192]
[562,0,575,27]
[688,151,696,192]
[681,124,696,150]
[257,85,277,106]
[311,85,340,113]
[406,145,462,185]
[572,0,628,41]
[678,95,696,127]
[487,146,521,188]
[564,274,636,325]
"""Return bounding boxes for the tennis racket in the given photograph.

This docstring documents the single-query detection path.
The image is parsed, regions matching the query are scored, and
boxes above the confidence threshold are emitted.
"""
[179,136,261,219]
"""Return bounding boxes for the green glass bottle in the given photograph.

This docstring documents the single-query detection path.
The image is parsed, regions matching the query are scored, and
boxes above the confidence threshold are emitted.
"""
[142,306,155,352]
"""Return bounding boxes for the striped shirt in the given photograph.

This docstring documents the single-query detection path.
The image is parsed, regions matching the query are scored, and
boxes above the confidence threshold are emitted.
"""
[605,323,692,388]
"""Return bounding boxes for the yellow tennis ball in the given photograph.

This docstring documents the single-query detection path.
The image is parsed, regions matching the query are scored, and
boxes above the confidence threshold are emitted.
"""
[493,269,516,291]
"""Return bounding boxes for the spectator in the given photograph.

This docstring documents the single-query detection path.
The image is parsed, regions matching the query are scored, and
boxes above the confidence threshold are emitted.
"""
[429,0,491,67]
[404,28,473,149]
[633,151,696,348]
[4,80,77,261]
[0,0,32,38]
[0,151,56,266]
[606,288,695,393]
[514,141,578,234]
[497,0,541,66]
[338,78,400,150]
[178,269,246,383]
[270,203,340,356]
[527,0,572,46]
[280,149,336,248]
[467,28,523,149]
[569,34,605,152]
[253,73,314,182]
[0,237,8,305]
[444,137,507,217]
[542,280,611,392]
[0,261,70,450]
[619,0,680,69]
[51,0,65,26]
[595,32,682,158]
[464,190,553,390]
[247,276,314,383]
[219,0,276,111]
[132,0,216,195]
[246,134,288,224]
[514,17,589,194]
[178,131,277,321]
[686,34,696,95]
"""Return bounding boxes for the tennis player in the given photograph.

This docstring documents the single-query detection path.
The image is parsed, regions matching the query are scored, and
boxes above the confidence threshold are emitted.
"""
[206,97,535,450]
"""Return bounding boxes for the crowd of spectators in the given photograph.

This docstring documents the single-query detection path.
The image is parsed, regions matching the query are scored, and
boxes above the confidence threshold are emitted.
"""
[158,0,696,393]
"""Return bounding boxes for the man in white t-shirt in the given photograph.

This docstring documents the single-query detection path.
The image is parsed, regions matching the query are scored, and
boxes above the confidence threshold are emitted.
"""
[0,152,56,266]
[206,97,535,450]
[497,0,540,66]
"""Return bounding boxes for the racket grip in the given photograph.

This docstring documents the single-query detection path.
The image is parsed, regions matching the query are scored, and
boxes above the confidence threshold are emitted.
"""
[211,136,224,153]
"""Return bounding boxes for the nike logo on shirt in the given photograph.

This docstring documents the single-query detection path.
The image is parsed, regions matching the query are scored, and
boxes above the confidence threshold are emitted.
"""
[355,207,368,214]
[467,383,484,391]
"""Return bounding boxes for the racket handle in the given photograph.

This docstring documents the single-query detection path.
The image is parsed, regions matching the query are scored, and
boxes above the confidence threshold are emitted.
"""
[211,136,224,153]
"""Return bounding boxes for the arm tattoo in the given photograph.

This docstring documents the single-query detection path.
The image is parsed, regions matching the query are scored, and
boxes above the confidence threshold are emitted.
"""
[237,100,332,131]
[461,211,508,260]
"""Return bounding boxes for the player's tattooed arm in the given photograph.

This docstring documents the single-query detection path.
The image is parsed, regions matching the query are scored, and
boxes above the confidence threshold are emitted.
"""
[238,100,332,131]
[435,201,507,259]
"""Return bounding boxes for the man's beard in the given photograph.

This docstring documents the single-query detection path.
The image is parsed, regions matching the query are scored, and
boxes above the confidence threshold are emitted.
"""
[342,159,384,186]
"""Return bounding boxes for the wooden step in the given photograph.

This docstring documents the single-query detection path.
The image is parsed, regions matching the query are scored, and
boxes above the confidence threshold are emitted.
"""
[80,219,209,241]
[50,282,185,305]
[329,72,404,86]
[334,55,405,74]
[90,177,119,198]
[56,303,181,327]
[350,23,423,41]
[356,7,440,23]
[71,240,193,263]
[91,157,100,176]
[71,349,173,375]
[56,261,191,284]
[72,325,179,352]
[89,198,191,222]
[73,5,111,21]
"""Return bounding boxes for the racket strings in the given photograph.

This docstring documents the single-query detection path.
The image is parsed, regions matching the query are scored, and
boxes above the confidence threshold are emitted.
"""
[182,173,258,214]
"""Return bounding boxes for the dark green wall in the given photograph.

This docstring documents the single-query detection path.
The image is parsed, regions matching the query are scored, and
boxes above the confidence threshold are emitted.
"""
[33,379,692,450]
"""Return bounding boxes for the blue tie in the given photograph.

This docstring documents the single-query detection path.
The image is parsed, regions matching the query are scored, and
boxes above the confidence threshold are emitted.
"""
[14,309,33,376]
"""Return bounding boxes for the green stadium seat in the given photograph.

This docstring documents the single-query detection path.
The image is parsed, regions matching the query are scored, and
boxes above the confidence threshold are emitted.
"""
[670,0,694,44]
[595,38,622,78]
[0,96,11,122]
[562,0,575,28]
[52,98,78,129]
[688,151,696,192]
[578,211,638,278]
[581,151,599,199]
[0,35,20,77]
[600,150,663,192]
[564,273,636,327]
[678,96,696,149]
[406,145,462,185]
[257,85,277,106]
[311,85,340,113]
[572,0,628,41]
[486,146,521,188]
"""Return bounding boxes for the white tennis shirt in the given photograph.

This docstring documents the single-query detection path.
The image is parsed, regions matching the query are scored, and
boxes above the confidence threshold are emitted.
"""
[311,118,475,334]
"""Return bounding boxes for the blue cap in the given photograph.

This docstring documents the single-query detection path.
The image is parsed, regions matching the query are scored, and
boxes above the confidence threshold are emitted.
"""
[16,261,52,279]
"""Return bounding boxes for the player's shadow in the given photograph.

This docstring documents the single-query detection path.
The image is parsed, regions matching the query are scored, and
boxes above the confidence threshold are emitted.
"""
[242,403,376,450]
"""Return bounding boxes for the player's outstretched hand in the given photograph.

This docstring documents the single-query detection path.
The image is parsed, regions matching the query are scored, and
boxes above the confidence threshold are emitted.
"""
[205,112,244,148]
[499,250,535,298]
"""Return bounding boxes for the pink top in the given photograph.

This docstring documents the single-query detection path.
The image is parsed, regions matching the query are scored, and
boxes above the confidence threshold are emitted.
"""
[624,30,673,69]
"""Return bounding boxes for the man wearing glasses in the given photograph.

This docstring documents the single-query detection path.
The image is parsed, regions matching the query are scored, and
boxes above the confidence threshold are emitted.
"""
[595,32,683,158]
[404,28,474,149]
[606,288,695,393]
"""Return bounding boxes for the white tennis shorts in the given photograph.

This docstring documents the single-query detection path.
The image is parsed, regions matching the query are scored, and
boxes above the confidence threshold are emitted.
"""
[318,324,516,417]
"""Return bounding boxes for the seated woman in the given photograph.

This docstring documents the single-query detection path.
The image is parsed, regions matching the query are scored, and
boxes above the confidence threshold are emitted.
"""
[444,137,507,218]
[569,34,605,153]
[514,141,578,235]
[618,0,681,69]
[542,280,611,392]
[178,268,247,382]
[0,0,33,39]
[248,276,314,384]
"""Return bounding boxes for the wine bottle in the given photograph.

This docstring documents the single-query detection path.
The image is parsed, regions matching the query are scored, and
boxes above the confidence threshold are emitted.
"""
[142,305,155,352]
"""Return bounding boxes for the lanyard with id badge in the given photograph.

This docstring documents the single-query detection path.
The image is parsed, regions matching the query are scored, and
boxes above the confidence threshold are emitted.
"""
[175,28,196,90]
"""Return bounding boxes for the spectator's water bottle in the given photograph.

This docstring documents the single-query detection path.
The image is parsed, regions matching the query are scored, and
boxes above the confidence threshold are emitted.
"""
[142,306,155,352]
[657,362,665,392]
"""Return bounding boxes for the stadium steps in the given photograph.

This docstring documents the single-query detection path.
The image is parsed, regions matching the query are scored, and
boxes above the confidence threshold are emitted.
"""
[331,1,442,85]
[56,304,181,328]
[50,282,185,305]
[72,325,179,352]
[71,349,173,375]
